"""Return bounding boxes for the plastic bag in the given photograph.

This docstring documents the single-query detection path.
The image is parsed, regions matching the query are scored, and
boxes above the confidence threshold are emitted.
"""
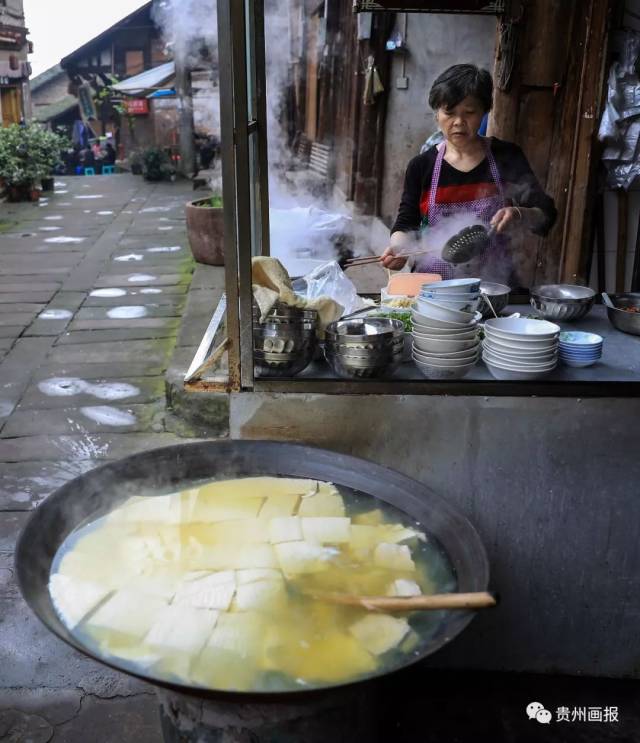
[292,261,374,318]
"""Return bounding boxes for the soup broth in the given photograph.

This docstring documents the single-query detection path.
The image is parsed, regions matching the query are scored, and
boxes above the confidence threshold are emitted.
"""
[49,476,456,692]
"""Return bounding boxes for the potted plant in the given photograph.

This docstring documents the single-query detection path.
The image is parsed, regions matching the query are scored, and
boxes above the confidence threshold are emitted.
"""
[129,150,143,175]
[0,124,65,202]
[186,194,224,265]
[142,146,174,182]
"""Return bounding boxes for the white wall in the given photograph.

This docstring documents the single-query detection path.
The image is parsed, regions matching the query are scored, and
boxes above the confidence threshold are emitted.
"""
[381,12,497,226]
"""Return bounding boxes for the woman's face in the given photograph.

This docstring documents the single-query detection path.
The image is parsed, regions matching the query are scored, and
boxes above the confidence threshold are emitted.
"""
[436,96,485,146]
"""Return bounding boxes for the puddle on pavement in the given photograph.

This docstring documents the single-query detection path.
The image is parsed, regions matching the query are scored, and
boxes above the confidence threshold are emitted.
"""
[0,400,15,417]
[80,406,137,426]
[128,274,156,282]
[98,211,114,216]
[139,288,162,294]
[38,309,73,320]
[45,216,63,221]
[115,254,143,262]
[38,377,140,401]
[45,237,85,244]
[54,182,67,188]
[141,206,171,213]
[158,226,173,231]
[40,226,62,232]
[90,288,127,298]
[147,246,181,253]
[107,306,148,319]
[75,195,104,200]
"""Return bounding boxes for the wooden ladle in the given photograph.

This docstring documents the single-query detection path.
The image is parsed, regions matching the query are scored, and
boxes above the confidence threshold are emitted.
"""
[312,590,498,612]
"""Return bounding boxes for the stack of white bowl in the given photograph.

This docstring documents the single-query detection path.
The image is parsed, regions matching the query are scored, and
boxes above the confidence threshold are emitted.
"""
[483,317,560,380]
[412,279,482,379]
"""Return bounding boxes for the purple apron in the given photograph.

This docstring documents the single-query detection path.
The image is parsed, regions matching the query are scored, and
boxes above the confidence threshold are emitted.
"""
[416,139,508,281]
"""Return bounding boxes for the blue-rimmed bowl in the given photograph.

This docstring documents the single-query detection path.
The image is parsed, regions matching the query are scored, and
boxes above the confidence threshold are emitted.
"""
[559,331,603,348]
[420,278,481,294]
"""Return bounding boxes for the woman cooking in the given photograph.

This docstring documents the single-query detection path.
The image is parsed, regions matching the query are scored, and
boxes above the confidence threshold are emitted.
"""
[382,64,557,281]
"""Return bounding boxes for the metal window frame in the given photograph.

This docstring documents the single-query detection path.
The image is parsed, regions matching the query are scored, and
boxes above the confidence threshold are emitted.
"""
[217,0,270,391]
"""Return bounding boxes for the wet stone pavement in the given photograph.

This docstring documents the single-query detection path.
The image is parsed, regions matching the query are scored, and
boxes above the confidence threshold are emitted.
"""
[1,176,639,743]
[0,175,205,741]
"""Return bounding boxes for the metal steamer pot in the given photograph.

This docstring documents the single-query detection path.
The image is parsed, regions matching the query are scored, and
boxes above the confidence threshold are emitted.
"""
[16,440,489,741]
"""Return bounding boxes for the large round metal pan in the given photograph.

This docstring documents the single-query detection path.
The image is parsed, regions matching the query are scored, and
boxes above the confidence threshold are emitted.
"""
[16,440,489,701]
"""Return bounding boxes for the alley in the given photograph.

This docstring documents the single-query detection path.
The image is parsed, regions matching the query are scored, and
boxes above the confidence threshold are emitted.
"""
[0,174,206,741]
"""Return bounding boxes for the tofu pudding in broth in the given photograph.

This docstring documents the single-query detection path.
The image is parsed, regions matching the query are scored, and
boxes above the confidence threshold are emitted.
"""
[49,476,456,692]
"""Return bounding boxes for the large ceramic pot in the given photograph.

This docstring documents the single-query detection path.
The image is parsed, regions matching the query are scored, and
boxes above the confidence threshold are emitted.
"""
[186,197,224,266]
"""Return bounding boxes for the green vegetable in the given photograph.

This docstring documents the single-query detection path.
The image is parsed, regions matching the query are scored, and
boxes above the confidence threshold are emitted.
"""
[374,310,412,333]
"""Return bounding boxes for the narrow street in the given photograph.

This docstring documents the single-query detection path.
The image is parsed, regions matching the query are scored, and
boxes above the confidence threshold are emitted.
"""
[0,174,207,740]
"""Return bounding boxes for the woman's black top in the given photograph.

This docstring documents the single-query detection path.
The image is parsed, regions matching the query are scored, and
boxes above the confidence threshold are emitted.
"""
[391,137,557,236]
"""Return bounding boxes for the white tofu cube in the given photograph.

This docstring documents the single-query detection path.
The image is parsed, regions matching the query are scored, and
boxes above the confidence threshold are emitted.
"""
[349,614,410,656]
[274,541,337,575]
[297,490,345,517]
[236,568,283,584]
[387,579,421,597]
[87,589,168,638]
[268,516,302,544]
[144,605,219,653]
[173,571,237,611]
[373,543,415,572]
[301,517,351,544]
[49,574,111,629]
[234,579,286,611]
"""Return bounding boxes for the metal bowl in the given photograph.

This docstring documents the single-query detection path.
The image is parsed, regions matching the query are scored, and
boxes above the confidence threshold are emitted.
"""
[602,292,640,336]
[479,282,510,318]
[253,347,315,377]
[530,284,595,322]
[325,349,400,378]
[325,317,403,341]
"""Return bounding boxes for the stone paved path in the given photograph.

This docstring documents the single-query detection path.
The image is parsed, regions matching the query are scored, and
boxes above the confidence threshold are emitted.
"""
[0,174,206,741]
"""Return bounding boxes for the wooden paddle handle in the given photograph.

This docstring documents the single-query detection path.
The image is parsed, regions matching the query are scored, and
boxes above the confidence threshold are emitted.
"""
[323,591,498,612]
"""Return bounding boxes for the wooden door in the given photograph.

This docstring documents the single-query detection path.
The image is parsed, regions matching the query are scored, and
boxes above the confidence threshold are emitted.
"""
[1,87,21,126]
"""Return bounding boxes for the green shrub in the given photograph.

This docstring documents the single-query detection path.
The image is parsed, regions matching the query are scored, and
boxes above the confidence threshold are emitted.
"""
[0,124,66,187]
[141,147,174,182]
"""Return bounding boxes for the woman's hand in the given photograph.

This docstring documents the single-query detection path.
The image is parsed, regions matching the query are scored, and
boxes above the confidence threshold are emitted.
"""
[381,246,408,270]
[490,206,523,234]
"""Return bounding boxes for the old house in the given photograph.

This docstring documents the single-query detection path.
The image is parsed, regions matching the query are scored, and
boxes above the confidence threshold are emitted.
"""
[55,0,218,161]
[0,0,31,126]
[30,64,77,131]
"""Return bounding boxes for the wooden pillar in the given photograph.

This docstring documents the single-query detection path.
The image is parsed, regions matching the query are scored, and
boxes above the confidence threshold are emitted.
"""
[353,11,395,215]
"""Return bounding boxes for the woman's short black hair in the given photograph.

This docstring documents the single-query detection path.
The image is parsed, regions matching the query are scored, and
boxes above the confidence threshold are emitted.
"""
[428,64,493,113]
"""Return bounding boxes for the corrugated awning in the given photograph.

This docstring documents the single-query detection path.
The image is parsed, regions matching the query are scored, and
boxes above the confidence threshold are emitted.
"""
[111,61,176,96]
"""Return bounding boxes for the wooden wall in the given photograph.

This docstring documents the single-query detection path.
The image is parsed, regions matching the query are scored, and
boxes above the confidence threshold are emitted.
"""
[490,0,615,285]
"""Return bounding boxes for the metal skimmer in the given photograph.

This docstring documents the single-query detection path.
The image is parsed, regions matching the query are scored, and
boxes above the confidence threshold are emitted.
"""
[442,224,495,265]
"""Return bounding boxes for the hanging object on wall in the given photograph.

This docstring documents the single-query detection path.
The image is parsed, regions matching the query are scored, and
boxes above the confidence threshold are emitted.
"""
[363,55,384,105]
[598,30,640,190]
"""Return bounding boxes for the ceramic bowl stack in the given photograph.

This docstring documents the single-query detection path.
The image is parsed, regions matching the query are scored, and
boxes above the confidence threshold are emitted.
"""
[325,317,404,378]
[558,331,603,368]
[417,278,483,317]
[253,303,318,376]
[483,317,560,380]
[412,279,482,380]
